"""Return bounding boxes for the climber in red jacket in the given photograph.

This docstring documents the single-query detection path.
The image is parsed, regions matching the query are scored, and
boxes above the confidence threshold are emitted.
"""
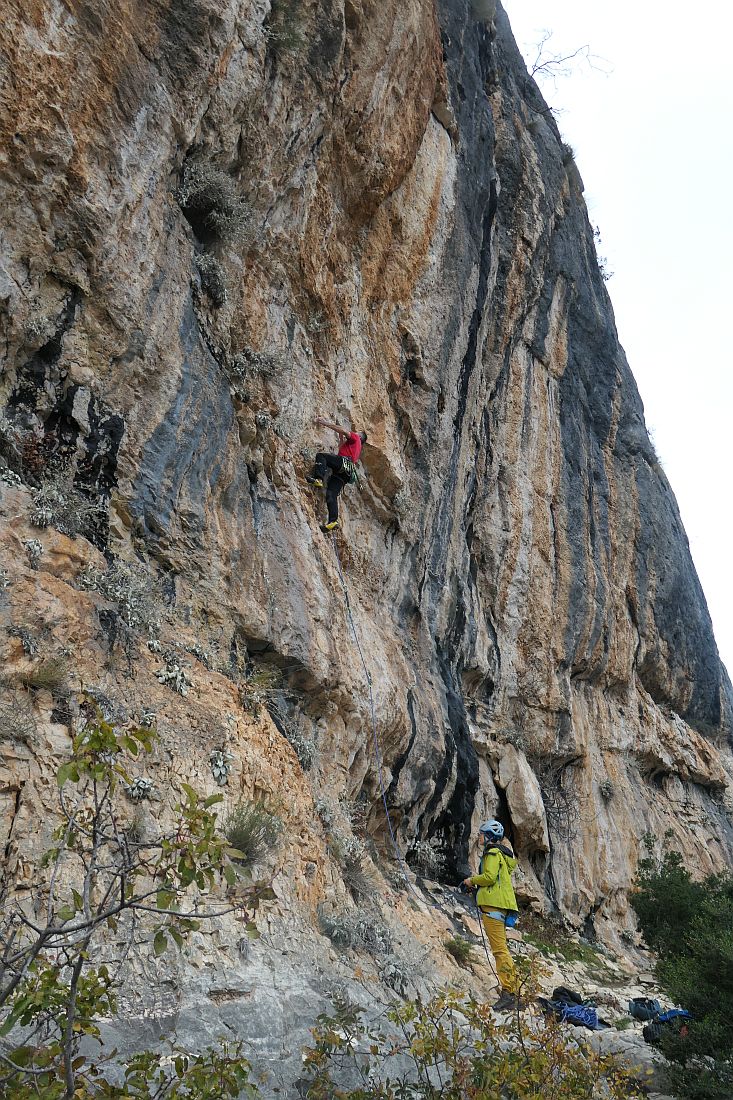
[306,416,367,531]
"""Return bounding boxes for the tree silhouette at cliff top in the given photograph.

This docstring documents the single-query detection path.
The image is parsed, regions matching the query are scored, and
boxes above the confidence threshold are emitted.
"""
[632,845,733,1100]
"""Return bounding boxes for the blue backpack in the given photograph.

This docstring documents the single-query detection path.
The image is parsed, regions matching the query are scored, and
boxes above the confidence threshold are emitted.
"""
[629,997,662,1021]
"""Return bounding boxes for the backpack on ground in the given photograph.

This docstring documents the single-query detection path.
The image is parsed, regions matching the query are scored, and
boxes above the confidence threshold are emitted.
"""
[629,997,661,1022]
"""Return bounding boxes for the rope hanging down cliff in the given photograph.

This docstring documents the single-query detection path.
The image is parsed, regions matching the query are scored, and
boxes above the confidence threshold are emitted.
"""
[329,532,425,905]
[330,533,503,986]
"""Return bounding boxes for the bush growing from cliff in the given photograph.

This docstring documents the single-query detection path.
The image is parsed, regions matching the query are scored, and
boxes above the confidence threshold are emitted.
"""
[333,835,379,900]
[317,906,392,956]
[227,348,289,399]
[0,692,37,744]
[282,724,317,770]
[445,934,473,966]
[0,708,268,1097]
[632,848,733,1099]
[561,141,576,167]
[408,839,446,879]
[194,252,227,308]
[77,557,162,638]
[222,799,283,867]
[239,662,284,714]
[176,161,250,244]
[265,0,305,55]
[239,663,316,769]
[30,467,104,539]
[16,655,70,695]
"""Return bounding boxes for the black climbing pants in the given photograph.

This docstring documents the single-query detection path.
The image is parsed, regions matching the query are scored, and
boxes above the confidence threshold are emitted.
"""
[313,452,349,523]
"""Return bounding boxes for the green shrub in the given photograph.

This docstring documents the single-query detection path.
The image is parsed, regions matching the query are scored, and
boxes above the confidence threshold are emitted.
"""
[222,800,283,867]
[125,806,147,844]
[339,840,378,901]
[408,839,445,878]
[77,558,161,636]
[445,935,473,966]
[315,797,336,829]
[632,848,733,1099]
[239,662,283,714]
[318,802,377,898]
[496,725,527,750]
[226,349,289,401]
[317,906,392,956]
[266,0,305,54]
[30,468,103,538]
[341,796,369,837]
[0,713,265,1097]
[283,725,316,770]
[519,910,570,956]
[8,626,38,657]
[561,141,576,167]
[302,987,640,1098]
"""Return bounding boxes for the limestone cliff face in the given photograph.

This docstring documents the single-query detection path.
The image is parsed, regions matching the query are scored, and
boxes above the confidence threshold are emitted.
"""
[1,0,733,1064]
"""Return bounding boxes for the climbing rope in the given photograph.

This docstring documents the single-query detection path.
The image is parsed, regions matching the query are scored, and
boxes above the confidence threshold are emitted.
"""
[473,894,501,984]
[329,529,506,995]
[330,533,426,906]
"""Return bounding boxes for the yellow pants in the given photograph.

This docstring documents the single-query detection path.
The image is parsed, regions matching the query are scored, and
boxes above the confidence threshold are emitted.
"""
[481,911,517,993]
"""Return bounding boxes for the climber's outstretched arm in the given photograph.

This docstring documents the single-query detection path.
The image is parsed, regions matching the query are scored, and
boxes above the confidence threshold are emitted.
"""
[315,416,350,441]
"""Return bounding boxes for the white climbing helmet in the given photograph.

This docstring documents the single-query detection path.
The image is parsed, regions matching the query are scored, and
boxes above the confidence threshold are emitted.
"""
[478,819,504,841]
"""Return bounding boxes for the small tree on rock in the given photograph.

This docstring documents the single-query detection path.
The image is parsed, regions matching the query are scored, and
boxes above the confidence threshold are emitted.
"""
[632,847,733,1100]
[0,707,268,1097]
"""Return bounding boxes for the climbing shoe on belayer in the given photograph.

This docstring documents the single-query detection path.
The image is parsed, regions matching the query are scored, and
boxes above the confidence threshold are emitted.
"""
[306,475,324,488]
[320,520,339,532]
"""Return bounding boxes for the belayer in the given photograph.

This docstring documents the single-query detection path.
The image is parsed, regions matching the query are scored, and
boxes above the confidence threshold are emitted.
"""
[306,416,367,532]
[462,819,521,1012]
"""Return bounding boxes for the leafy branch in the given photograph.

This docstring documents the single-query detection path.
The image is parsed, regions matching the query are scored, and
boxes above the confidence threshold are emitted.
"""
[0,707,269,1098]
[302,986,641,1099]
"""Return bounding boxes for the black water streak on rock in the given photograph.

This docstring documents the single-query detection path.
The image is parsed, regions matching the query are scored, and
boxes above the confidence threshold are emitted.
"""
[131,295,238,550]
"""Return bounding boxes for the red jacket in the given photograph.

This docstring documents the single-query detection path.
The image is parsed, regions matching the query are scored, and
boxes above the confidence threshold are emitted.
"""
[338,432,362,463]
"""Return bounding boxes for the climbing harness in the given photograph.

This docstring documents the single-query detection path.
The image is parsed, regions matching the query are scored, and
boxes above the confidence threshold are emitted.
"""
[339,457,359,485]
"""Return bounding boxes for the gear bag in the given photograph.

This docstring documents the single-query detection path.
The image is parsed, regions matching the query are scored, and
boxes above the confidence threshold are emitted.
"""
[629,997,662,1022]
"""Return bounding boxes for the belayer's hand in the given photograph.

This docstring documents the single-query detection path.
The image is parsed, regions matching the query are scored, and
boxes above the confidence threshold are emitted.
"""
[462,877,474,888]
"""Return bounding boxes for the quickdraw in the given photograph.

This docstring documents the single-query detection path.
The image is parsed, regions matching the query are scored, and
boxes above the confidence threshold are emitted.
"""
[340,457,359,484]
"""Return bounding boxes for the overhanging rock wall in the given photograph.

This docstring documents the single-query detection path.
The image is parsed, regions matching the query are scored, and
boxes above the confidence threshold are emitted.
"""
[1,0,732,1079]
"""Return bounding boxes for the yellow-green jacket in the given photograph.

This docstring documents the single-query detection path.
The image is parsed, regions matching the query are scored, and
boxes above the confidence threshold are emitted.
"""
[470,845,518,912]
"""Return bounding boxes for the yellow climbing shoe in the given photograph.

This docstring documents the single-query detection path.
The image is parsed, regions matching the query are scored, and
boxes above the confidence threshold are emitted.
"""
[306,476,324,488]
[320,520,340,532]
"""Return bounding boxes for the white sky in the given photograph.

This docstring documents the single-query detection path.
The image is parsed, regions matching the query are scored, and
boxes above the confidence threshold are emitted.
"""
[504,0,733,678]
